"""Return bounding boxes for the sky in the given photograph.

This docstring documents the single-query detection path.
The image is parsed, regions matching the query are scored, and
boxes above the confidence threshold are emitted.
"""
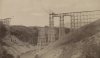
[0,0,100,27]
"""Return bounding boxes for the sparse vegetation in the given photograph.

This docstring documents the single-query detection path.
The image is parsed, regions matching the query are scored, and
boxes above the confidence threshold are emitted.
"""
[0,21,8,58]
[10,26,70,45]
[0,21,7,40]
[10,26,38,45]
[0,20,71,58]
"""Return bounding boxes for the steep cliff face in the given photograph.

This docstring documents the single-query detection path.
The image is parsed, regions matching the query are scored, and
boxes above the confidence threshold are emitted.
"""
[36,19,100,58]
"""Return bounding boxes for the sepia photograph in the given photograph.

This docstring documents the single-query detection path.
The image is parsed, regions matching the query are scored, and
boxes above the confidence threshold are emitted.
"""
[0,0,100,58]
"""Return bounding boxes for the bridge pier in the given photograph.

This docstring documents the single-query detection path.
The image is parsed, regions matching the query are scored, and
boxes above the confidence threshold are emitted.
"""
[48,13,55,43]
[37,10,100,51]
[59,14,65,39]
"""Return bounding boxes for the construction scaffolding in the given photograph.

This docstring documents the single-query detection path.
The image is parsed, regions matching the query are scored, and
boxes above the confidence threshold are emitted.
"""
[0,18,11,26]
[0,18,11,35]
[48,10,100,43]
[48,13,56,43]
[37,10,100,51]
[37,27,47,51]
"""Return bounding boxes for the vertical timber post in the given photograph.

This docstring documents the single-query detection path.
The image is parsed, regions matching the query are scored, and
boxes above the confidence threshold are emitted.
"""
[71,13,75,31]
[48,12,55,44]
[37,28,46,52]
[70,15,73,31]
[70,13,74,31]
[48,14,52,44]
[59,14,65,39]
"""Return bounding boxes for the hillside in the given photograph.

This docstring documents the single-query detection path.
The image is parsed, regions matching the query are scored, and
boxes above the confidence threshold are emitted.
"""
[0,21,70,58]
[35,19,100,58]
[0,21,7,58]
[10,26,38,45]
[2,35,35,58]
[0,22,37,58]
[10,26,70,45]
